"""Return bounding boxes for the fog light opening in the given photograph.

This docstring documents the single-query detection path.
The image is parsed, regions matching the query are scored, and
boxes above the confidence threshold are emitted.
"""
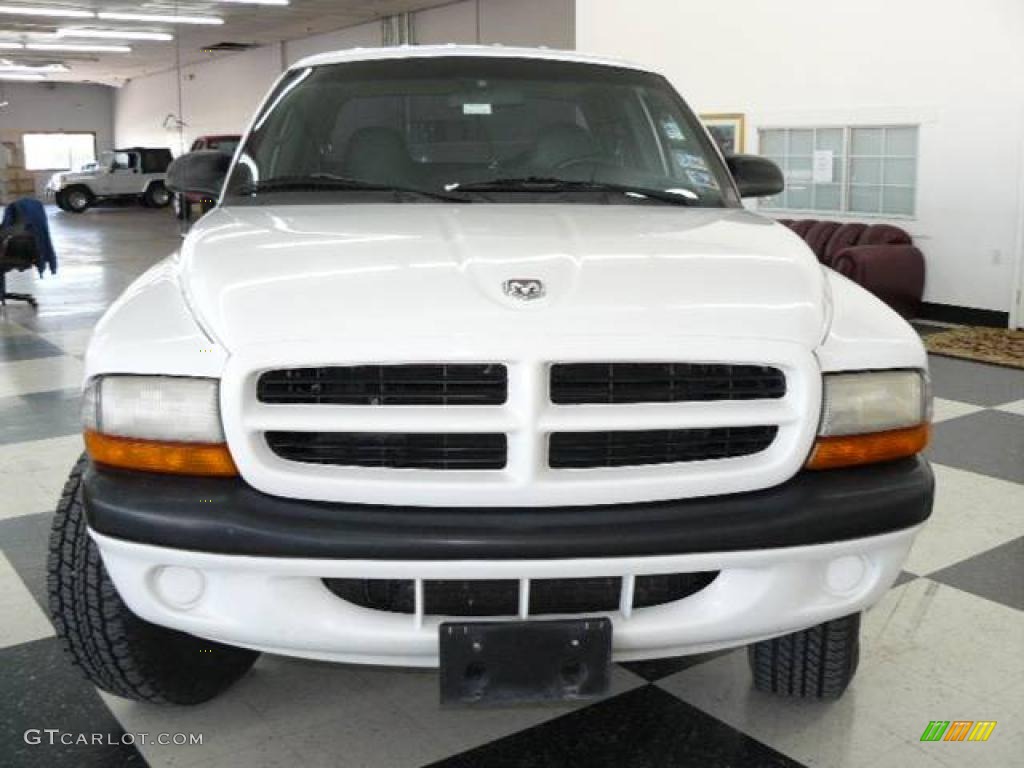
[825,556,868,595]
[152,566,206,609]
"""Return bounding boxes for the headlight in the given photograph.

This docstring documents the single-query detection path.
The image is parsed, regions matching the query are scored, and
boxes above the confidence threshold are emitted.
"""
[807,370,930,470]
[83,375,237,476]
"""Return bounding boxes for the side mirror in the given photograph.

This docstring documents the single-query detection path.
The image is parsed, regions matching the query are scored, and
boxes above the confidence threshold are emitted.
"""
[726,154,785,198]
[166,150,231,199]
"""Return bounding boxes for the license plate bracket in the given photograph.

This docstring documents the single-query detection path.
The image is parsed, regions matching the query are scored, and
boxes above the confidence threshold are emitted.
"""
[439,618,612,706]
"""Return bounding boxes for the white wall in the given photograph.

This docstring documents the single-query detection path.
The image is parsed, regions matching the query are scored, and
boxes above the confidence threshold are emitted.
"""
[114,45,284,153]
[577,0,1024,317]
[0,82,115,194]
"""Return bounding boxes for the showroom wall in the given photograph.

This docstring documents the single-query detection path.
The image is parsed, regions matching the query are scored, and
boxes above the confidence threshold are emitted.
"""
[577,0,1024,319]
[0,82,115,195]
[114,0,574,151]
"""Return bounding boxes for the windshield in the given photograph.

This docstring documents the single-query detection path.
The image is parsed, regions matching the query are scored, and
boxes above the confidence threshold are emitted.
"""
[224,56,739,208]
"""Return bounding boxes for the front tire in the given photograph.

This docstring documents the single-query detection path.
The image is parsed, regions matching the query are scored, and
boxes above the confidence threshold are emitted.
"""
[144,182,171,208]
[63,186,93,213]
[748,614,860,699]
[47,457,260,704]
[54,190,70,212]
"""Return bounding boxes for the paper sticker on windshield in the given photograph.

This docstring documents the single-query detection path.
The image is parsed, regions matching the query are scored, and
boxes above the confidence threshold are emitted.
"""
[463,103,492,115]
[674,151,707,171]
[686,169,719,190]
[660,117,685,141]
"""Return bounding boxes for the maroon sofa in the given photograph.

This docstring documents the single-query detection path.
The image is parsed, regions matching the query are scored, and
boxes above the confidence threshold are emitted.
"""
[776,219,925,318]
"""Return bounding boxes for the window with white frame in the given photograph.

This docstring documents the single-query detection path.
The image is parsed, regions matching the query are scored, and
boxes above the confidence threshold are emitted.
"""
[22,132,96,172]
[758,125,918,217]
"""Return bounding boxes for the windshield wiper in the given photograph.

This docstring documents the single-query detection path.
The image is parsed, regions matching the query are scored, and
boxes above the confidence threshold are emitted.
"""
[238,174,472,202]
[447,177,699,206]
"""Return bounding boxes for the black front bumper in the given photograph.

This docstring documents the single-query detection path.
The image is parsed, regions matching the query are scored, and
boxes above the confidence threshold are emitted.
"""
[83,457,934,560]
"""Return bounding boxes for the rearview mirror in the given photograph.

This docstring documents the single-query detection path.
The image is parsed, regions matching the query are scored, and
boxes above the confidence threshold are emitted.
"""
[166,150,231,199]
[726,154,785,199]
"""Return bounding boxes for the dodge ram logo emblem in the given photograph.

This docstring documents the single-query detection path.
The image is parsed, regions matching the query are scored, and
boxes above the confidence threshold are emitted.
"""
[503,278,545,300]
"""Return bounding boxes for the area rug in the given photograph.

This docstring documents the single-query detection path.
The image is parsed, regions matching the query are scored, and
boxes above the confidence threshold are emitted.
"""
[924,326,1024,369]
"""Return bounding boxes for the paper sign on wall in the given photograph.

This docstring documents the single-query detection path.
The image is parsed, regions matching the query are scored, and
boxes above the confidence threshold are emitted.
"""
[812,150,834,183]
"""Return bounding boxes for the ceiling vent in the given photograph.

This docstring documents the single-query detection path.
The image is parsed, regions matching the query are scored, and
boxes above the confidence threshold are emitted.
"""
[201,42,257,53]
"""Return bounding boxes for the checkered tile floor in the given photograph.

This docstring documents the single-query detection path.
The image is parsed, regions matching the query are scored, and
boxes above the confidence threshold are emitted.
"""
[1,208,1022,768]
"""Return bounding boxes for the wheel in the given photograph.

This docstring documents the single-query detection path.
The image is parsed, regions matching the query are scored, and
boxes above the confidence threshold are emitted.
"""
[144,182,172,208]
[54,190,70,212]
[63,186,92,213]
[747,614,860,699]
[47,457,260,704]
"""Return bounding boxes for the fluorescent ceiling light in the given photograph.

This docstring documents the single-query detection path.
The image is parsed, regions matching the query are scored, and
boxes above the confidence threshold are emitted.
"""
[0,5,94,18]
[27,42,131,52]
[0,72,45,80]
[0,62,68,71]
[97,12,223,26]
[57,28,174,41]
[0,41,24,49]
[215,0,290,5]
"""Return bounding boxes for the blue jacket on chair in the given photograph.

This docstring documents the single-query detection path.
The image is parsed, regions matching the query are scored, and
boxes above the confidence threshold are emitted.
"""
[1,198,57,276]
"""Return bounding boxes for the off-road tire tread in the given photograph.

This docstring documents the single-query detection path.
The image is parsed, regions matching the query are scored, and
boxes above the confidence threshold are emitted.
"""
[47,457,259,704]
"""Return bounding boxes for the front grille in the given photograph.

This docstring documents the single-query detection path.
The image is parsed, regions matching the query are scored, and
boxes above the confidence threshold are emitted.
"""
[257,364,507,406]
[549,426,778,468]
[550,363,786,404]
[266,432,507,470]
[323,573,719,617]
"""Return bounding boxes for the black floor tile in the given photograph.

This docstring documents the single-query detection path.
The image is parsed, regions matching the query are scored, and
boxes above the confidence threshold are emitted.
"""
[620,649,734,683]
[928,537,1024,612]
[0,638,147,768]
[0,388,82,445]
[426,685,807,768]
[0,336,65,363]
[0,511,56,614]
[927,354,1024,407]
[927,409,1024,484]
[892,570,918,588]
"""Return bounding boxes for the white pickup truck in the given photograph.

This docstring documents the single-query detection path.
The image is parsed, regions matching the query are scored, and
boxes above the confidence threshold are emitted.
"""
[47,46,934,707]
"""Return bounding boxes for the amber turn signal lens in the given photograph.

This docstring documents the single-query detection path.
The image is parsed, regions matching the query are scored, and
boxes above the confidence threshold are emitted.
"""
[805,424,929,470]
[85,430,238,477]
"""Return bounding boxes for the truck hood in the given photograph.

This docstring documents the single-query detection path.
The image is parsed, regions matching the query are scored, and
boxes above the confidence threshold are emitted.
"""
[181,204,827,352]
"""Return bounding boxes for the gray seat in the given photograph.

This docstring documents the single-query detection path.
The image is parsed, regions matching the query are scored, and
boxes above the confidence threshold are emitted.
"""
[342,127,417,187]
[528,123,600,170]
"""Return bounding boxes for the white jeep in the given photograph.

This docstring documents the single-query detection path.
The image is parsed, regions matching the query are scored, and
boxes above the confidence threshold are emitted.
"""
[46,147,173,213]
[48,47,934,707]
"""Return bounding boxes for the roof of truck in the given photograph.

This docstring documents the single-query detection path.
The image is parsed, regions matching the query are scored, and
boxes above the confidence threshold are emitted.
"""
[291,44,646,74]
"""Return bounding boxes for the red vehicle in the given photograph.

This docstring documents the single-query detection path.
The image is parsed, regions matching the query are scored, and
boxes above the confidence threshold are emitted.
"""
[174,134,241,222]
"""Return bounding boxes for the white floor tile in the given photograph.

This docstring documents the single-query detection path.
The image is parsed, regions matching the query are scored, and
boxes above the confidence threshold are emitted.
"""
[902,463,1024,575]
[0,355,83,398]
[0,552,54,648]
[0,435,81,520]
[100,690,283,768]
[930,397,984,423]
[862,580,1024,701]
[995,398,1024,416]
[39,328,95,357]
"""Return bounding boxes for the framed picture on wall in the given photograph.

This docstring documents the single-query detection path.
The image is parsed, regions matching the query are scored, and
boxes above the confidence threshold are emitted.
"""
[700,113,746,155]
